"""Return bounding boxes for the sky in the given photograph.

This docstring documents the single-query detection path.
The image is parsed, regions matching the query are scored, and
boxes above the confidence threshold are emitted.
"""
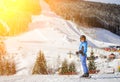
[85,0,120,4]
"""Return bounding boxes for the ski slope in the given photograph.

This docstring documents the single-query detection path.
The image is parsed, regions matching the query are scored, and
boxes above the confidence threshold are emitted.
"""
[4,0,120,76]
[0,75,120,82]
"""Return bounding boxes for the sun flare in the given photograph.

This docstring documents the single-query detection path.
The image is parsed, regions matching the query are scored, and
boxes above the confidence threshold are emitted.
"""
[0,0,41,36]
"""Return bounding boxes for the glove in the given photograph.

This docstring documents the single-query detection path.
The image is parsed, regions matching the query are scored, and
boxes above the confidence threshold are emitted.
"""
[79,50,83,53]
[79,50,84,56]
[76,51,79,55]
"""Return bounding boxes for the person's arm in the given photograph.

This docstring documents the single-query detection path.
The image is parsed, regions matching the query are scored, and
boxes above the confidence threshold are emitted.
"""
[76,42,87,55]
[82,42,87,54]
[76,43,84,55]
[76,43,81,55]
[78,46,84,56]
[78,42,87,56]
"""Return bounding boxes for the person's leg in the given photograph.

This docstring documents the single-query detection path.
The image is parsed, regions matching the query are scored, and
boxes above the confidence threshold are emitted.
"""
[80,55,89,77]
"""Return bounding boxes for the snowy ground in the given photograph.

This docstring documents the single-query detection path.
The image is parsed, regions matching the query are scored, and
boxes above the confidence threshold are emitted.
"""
[1,0,120,81]
[0,74,120,82]
[3,0,120,75]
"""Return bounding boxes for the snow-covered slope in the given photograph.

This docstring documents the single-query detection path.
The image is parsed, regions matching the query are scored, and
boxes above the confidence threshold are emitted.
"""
[85,0,120,4]
[29,12,120,48]
[80,27,120,46]
[15,29,47,42]
[4,0,120,75]
[0,75,120,82]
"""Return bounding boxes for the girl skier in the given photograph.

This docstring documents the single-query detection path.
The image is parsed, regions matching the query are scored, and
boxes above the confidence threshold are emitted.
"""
[76,35,89,77]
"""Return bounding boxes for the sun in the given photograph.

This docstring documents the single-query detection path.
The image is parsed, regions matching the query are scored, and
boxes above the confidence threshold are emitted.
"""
[0,0,41,36]
[0,0,31,36]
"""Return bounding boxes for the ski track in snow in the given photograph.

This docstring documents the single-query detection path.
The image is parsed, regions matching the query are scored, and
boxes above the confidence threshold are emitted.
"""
[0,75,120,82]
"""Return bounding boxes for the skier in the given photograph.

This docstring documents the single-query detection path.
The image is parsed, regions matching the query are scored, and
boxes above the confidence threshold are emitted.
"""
[76,35,89,77]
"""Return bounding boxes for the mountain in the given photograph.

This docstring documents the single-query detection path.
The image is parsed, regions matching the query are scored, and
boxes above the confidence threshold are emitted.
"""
[45,0,120,36]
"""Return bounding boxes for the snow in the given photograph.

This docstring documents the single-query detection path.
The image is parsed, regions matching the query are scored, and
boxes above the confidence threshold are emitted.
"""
[80,28,120,47]
[2,0,120,80]
[0,75,120,82]
[15,29,48,42]
[85,0,120,4]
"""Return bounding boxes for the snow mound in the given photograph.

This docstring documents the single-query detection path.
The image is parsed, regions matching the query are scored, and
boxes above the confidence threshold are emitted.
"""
[16,29,47,42]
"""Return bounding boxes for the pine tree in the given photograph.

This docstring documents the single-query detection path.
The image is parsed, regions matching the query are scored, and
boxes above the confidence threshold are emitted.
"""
[32,51,48,74]
[88,50,96,72]
[68,62,76,73]
[10,62,16,75]
[60,59,69,74]
[0,57,3,75]
[0,56,16,75]
[90,50,95,60]
[5,61,10,75]
[118,66,120,72]
[88,60,96,71]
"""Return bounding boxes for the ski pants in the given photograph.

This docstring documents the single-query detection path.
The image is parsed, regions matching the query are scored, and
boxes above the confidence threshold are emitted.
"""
[80,55,89,74]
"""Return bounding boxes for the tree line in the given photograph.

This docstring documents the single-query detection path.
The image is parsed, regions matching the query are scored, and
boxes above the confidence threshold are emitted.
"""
[45,0,120,36]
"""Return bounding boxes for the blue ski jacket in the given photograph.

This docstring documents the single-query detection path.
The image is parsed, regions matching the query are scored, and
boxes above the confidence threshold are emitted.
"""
[79,41,88,56]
